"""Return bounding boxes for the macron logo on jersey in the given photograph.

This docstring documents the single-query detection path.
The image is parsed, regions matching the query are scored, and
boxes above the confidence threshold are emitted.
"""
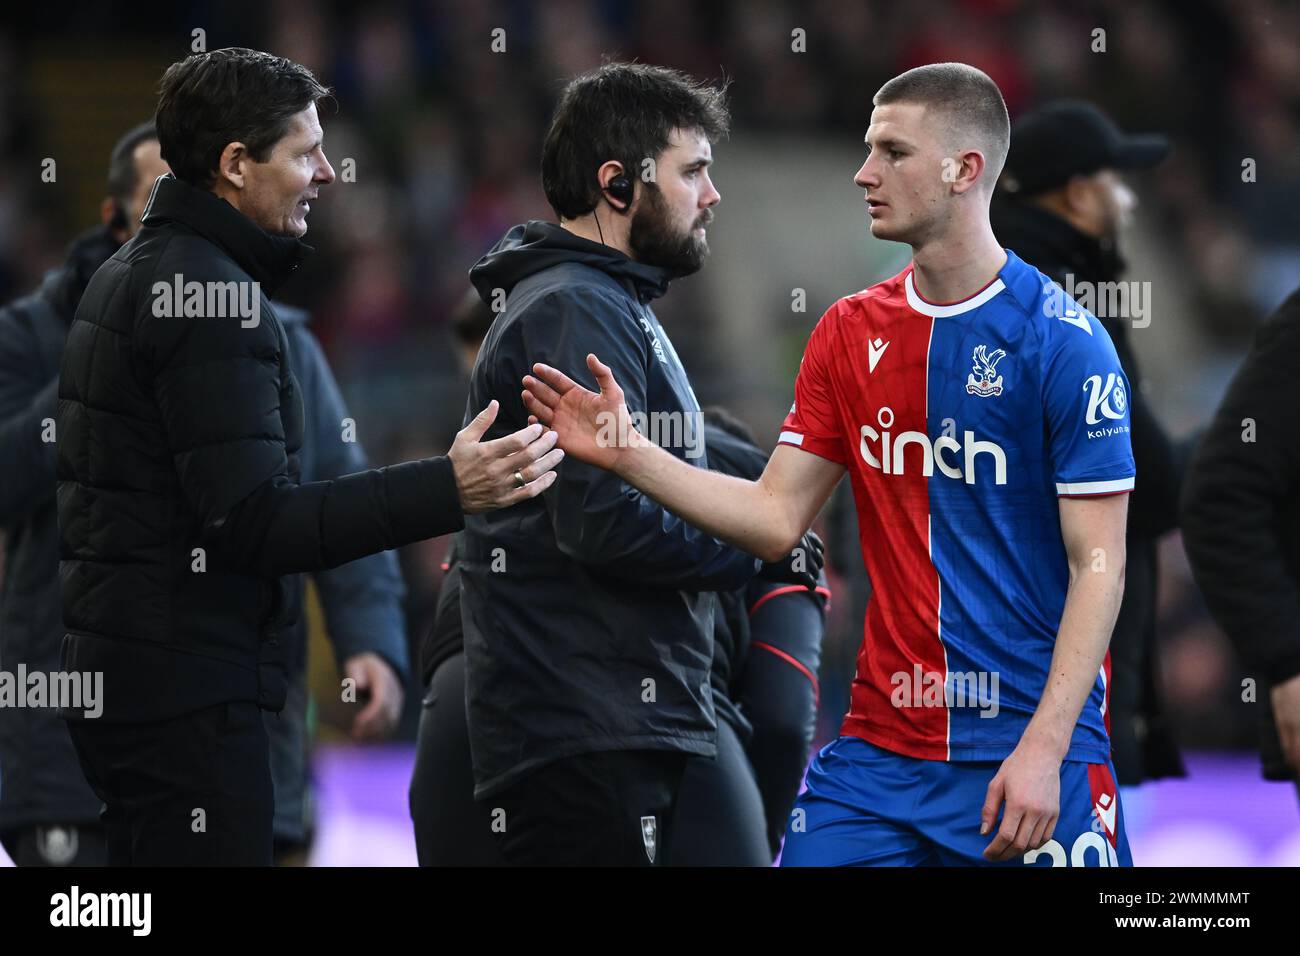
[1094,792,1117,837]
[1041,276,1095,335]
[868,337,890,373]
[1058,309,1092,334]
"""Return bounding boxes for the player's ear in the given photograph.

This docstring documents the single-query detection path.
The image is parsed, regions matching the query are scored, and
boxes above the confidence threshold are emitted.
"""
[951,149,986,196]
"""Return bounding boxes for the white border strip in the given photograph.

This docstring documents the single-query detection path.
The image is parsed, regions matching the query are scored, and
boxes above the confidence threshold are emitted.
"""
[1056,477,1136,496]
[778,431,805,447]
[905,273,1006,318]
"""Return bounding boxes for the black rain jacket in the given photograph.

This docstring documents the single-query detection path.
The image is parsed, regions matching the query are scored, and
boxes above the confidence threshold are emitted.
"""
[460,221,760,797]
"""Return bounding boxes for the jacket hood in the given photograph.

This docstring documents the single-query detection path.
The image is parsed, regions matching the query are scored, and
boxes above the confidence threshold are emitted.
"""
[469,220,673,307]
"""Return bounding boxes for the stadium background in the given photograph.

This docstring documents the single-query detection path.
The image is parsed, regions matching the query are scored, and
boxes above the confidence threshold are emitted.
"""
[1,0,1297,864]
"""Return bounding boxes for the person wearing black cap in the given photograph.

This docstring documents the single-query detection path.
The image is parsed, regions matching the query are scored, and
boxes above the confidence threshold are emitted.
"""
[995,101,1170,201]
[992,100,1188,789]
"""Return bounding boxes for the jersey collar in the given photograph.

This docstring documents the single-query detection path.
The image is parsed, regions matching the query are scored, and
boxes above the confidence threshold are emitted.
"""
[905,264,1007,318]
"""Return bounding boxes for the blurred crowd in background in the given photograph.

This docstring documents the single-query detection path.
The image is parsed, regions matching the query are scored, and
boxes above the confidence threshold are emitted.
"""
[2,0,1298,762]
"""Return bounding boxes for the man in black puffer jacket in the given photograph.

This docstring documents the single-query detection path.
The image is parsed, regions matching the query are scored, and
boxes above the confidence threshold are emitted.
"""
[56,48,561,866]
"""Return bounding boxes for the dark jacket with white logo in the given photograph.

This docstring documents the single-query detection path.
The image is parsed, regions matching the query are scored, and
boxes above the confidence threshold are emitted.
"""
[56,174,461,724]
[461,220,760,797]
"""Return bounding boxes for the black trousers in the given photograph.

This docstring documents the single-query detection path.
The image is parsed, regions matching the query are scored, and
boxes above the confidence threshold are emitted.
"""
[409,653,503,866]
[411,651,775,866]
[669,717,772,866]
[485,748,688,866]
[67,701,274,866]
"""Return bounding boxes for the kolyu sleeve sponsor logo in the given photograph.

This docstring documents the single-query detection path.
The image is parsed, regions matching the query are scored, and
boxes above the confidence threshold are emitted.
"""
[1082,373,1131,439]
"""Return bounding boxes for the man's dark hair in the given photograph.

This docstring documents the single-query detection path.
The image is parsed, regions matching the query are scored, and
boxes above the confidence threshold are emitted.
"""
[155,47,331,188]
[106,121,158,208]
[874,62,1010,188]
[541,62,730,220]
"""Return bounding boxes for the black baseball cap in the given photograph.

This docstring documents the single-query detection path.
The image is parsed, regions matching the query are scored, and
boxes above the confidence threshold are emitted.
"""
[999,100,1170,196]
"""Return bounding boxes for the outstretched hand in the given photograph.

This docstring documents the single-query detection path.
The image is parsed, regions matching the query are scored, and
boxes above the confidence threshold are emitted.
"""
[522,354,639,473]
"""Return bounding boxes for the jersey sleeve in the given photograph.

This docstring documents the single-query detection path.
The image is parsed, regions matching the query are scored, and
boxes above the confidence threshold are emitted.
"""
[1041,310,1137,497]
[777,306,848,465]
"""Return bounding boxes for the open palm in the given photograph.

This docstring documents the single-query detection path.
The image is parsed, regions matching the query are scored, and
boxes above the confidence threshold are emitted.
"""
[522,354,636,472]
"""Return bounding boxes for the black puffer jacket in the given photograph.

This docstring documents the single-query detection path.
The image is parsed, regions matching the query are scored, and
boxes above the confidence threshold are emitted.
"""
[57,174,462,723]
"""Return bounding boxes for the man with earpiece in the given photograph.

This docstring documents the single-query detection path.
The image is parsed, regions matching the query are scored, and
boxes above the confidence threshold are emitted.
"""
[457,62,824,866]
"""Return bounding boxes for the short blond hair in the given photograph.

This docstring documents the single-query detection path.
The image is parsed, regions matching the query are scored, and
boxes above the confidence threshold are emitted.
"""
[874,62,1010,188]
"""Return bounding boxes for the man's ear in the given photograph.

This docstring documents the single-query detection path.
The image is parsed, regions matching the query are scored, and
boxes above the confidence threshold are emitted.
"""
[950,149,987,196]
[596,159,631,210]
[100,197,129,244]
[216,141,248,190]
[1063,175,1096,216]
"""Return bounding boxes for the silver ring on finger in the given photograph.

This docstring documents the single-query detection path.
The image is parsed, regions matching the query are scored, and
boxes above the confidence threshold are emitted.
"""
[513,470,526,489]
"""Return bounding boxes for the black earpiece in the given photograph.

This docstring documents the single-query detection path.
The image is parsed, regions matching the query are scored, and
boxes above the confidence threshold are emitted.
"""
[605,174,634,212]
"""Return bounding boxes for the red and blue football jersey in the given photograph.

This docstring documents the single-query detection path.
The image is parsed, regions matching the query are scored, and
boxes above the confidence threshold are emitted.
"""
[779,250,1135,764]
